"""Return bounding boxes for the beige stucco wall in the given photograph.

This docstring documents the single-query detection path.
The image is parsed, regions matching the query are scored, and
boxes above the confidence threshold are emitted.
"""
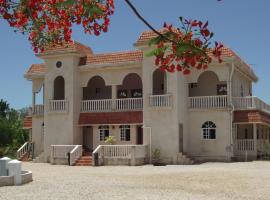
[43,55,82,162]
[31,116,44,156]
[187,110,231,161]
[232,70,252,97]
[92,125,137,150]
[141,53,180,163]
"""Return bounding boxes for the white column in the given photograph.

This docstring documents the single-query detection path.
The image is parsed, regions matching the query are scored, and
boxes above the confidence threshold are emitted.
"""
[253,123,257,155]
[8,160,22,185]
[112,85,117,110]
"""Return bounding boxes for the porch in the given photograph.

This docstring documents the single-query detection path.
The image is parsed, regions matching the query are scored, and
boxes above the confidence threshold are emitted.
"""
[234,123,270,160]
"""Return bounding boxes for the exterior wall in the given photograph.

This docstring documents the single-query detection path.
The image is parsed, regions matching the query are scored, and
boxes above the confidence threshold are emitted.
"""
[187,110,231,161]
[43,55,82,162]
[142,54,180,164]
[31,116,44,156]
[80,66,142,88]
[92,125,137,150]
[232,70,252,97]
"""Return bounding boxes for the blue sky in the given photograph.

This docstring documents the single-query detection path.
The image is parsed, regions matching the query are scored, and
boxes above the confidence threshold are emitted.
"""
[0,0,269,109]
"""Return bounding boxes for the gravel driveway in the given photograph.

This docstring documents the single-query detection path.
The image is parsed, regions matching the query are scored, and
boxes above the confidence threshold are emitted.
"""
[1,161,270,200]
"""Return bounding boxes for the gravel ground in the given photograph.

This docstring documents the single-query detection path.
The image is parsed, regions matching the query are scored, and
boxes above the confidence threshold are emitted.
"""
[1,161,270,200]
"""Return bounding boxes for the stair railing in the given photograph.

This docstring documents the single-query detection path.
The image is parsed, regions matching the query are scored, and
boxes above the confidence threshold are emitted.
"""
[17,142,29,160]
[68,145,83,166]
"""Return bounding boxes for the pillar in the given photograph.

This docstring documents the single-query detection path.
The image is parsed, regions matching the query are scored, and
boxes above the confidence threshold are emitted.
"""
[7,160,22,185]
[0,157,11,176]
[111,85,117,110]
[253,123,257,156]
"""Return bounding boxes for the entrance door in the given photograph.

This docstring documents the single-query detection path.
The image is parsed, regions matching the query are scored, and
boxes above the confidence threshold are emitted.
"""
[137,125,143,145]
[83,126,93,152]
[179,124,183,152]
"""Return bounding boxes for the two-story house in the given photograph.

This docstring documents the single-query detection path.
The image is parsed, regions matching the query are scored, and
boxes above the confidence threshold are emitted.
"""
[20,29,270,165]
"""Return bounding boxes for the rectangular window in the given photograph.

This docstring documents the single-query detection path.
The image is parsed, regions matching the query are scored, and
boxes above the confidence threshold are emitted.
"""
[120,125,131,141]
[99,125,109,141]
[217,84,227,95]
[131,89,142,98]
[118,89,128,98]
[202,129,216,139]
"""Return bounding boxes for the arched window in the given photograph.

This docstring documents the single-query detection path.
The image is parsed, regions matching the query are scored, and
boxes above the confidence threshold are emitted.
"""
[202,121,216,139]
[54,76,65,100]
[152,69,166,95]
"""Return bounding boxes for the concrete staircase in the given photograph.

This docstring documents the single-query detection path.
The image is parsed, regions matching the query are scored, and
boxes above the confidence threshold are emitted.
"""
[19,152,33,162]
[74,150,92,166]
[176,152,194,165]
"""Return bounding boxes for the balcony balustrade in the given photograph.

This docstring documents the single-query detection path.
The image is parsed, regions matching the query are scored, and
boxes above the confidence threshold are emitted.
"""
[189,95,228,109]
[149,94,172,107]
[49,100,68,112]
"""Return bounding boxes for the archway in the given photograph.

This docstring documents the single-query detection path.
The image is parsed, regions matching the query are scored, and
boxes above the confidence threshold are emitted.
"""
[117,73,142,98]
[152,69,166,95]
[83,76,112,100]
[53,76,65,100]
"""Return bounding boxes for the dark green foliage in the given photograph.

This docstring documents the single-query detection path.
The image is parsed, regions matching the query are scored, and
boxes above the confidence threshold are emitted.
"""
[0,99,28,158]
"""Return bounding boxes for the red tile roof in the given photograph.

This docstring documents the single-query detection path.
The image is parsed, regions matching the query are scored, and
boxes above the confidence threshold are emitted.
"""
[38,41,93,56]
[25,30,257,81]
[234,110,270,124]
[85,50,143,65]
[26,64,46,76]
[79,111,143,125]
[136,29,257,81]
[23,116,32,129]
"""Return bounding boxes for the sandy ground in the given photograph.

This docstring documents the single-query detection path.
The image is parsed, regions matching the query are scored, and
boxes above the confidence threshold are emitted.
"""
[0,161,270,200]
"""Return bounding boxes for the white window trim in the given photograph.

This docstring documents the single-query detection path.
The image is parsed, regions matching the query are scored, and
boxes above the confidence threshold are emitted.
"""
[201,121,217,140]
[99,125,109,141]
[120,125,131,141]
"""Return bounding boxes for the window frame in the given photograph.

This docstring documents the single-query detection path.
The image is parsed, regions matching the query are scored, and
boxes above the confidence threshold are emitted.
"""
[99,125,109,141]
[201,121,217,140]
[120,125,131,142]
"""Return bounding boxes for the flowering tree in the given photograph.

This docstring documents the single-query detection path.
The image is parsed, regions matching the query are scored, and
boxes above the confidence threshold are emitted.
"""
[0,0,223,74]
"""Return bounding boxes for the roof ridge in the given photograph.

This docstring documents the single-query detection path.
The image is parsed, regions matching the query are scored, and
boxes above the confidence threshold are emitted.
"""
[88,50,142,57]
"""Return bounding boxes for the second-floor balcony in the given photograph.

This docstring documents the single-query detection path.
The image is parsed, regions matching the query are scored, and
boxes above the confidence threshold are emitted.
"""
[189,95,270,113]
[32,104,44,116]
[81,98,143,112]
[49,99,69,113]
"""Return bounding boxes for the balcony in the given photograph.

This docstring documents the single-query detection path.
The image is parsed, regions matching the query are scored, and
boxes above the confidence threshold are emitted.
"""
[188,95,270,113]
[81,98,143,112]
[149,94,173,108]
[49,100,69,112]
[232,96,270,113]
[32,104,44,116]
[189,95,228,109]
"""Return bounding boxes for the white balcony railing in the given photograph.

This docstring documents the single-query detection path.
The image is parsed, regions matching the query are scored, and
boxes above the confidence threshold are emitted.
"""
[116,98,143,111]
[81,99,113,112]
[81,98,143,112]
[236,139,255,152]
[233,96,270,112]
[49,100,68,112]
[189,95,228,109]
[92,145,147,166]
[149,94,172,107]
[32,104,44,116]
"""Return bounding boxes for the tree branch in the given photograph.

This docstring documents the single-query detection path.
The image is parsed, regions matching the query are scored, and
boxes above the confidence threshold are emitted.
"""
[124,0,176,44]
